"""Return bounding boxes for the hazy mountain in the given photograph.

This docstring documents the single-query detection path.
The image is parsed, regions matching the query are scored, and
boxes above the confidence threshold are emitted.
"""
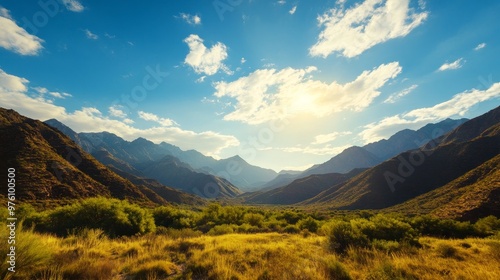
[244,168,366,205]
[258,118,469,191]
[0,108,175,205]
[363,118,468,159]
[302,146,381,177]
[301,106,500,217]
[93,150,205,205]
[44,120,277,190]
[141,155,242,198]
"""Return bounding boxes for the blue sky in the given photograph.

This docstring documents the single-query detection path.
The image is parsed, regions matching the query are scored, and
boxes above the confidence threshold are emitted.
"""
[1,0,499,171]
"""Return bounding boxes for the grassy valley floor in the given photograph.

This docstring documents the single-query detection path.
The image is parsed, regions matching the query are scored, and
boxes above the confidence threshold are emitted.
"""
[2,228,500,280]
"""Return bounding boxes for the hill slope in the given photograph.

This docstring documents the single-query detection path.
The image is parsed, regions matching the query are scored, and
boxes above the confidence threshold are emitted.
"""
[0,108,156,204]
[302,106,500,216]
[45,120,276,191]
[142,156,242,198]
[244,168,366,205]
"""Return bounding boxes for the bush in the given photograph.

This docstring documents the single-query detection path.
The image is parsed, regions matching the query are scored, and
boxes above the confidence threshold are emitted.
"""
[244,213,265,227]
[42,197,155,237]
[284,225,301,234]
[298,217,319,233]
[152,206,197,229]
[365,215,417,243]
[327,221,369,254]
[410,215,475,238]
[207,224,235,235]
[475,216,500,235]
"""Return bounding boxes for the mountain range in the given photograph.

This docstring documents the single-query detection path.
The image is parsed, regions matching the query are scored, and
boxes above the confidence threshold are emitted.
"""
[0,108,203,205]
[259,118,467,190]
[45,119,276,192]
[2,105,498,221]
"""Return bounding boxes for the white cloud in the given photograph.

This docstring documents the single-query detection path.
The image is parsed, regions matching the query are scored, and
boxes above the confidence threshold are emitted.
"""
[289,6,297,15]
[474,43,486,51]
[310,0,428,58]
[138,111,177,127]
[0,8,43,55]
[196,76,207,83]
[277,0,286,5]
[84,29,98,40]
[438,58,465,72]
[62,0,85,12]
[384,84,418,103]
[214,62,402,124]
[241,57,246,64]
[360,82,500,143]
[179,13,201,25]
[184,34,230,76]
[33,87,72,99]
[312,131,352,145]
[108,105,127,119]
[0,69,29,92]
[0,68,239,157]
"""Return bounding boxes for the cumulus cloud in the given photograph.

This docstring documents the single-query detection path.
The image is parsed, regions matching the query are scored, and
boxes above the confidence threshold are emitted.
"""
[360,82,500,143]
[214,62,402,124]
[179,13,201,25]
[0,68,240,157]
[0,8,43,55]
[138,111,177,127]
[184,34,230,76]
[108,105,127,118]
[310,0,428,58]
[384,84,418,103]
[438,58,465,72]
[289,6,297,15]
[62,0,85,12]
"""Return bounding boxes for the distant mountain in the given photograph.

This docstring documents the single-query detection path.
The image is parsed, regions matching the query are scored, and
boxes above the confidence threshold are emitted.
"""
[93,150,205,205]
[258,118,468,191]
[364,118,468,159]
[301,106,500,218]
[302,146,381,177]
[141,155,242,198]
[45,120,277,191]
[244,168,366,205]
[0,108,200,205]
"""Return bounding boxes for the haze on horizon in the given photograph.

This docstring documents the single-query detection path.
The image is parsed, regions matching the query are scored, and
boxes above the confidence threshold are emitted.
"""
[0,0,499,171]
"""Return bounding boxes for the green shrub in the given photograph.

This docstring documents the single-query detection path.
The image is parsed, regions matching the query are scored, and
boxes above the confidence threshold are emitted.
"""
[298,217,319,233]
[475,216,500,235]
[283,225,301,234]
[327,221,369,254]
[152,206,197,229]
[244,213,265,227]
[43,197,155,237]
[366,215,417,243]
[207,224,235,235]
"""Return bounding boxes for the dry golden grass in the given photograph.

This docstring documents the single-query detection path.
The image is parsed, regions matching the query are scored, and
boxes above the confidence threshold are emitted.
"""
[3,228,500,280]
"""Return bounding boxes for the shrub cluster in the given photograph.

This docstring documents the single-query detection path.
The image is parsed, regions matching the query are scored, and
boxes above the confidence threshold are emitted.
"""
[17,198,500,242]
[28,197,155,237]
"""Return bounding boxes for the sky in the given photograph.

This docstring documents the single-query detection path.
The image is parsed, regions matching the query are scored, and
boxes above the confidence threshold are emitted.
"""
[0,0,499,172]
